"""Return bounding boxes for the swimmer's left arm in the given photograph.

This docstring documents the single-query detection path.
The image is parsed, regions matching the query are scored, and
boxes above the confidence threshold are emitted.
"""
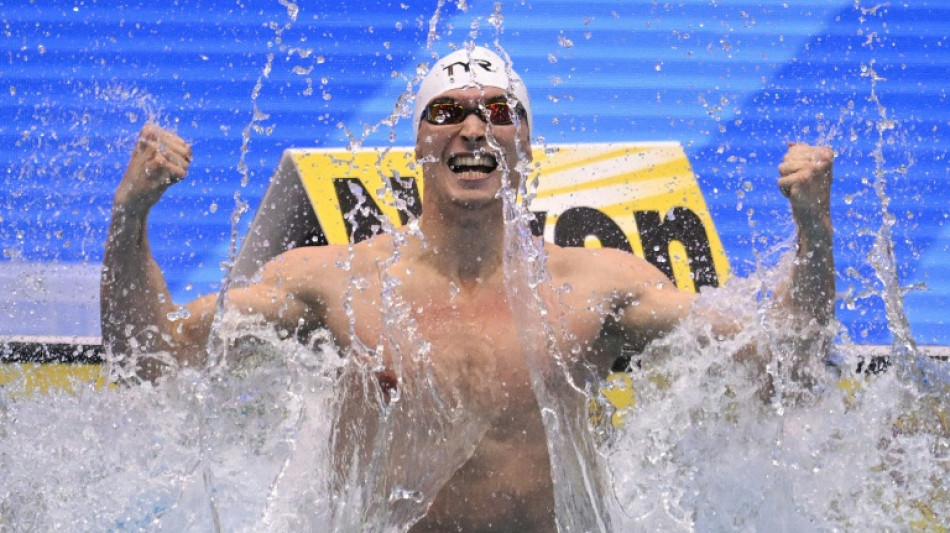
[703,143,836,376]
[609,143,834,362]
[774,143,835,327]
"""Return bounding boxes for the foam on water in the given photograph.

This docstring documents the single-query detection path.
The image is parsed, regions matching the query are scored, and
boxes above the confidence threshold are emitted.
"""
[1,316,338,531]
[605,269,948,530]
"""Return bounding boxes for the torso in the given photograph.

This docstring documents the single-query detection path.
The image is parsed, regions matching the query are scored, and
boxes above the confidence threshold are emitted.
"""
[285,235,646,531]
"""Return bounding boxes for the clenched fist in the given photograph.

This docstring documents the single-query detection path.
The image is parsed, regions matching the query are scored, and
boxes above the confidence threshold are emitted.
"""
[114,124,193,213]
[778,142,833,235]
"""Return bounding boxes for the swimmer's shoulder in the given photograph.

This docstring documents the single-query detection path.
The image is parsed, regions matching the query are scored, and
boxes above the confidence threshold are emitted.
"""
[265,232,399,280]
[250,244,353,298]
[544,242,662,283]
[267,243,351,272]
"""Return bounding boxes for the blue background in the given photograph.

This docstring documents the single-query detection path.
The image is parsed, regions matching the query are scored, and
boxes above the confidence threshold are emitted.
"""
[1,0,947,344]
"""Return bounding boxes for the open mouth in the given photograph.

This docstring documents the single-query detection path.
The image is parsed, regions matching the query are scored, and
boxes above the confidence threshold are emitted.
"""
[448,153,498,175]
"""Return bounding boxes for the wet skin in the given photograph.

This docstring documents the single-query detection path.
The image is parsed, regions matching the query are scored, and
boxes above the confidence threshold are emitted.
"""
[103,86,834,530]
[295,232,667,531]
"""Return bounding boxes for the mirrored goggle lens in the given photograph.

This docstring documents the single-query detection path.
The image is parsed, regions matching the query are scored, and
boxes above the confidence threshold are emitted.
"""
[424,102,518,126]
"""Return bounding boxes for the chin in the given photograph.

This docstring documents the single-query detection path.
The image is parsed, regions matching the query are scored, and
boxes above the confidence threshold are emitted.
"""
[447,184,505,211]
[450,192,503,211]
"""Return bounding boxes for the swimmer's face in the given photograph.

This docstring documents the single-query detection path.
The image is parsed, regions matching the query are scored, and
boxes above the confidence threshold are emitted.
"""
[416,86,531,210]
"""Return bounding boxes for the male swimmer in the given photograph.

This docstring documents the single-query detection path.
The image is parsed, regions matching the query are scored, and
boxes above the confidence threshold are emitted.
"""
[102,46,834,531]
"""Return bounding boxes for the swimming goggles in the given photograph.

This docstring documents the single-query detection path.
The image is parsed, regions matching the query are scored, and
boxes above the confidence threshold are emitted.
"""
[422,98,526,126]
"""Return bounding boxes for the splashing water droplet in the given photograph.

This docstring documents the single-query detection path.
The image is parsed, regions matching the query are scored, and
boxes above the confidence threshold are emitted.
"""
[488,4,503,30]
[166,307,191,321]
[389,487,424,504]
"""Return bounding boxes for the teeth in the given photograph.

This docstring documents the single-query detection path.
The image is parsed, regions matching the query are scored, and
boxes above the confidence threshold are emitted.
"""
[455,155,489,166]
[449,153,498,172]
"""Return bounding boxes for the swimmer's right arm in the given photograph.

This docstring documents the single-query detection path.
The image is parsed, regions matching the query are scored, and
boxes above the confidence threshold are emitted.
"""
[101,125,322,381]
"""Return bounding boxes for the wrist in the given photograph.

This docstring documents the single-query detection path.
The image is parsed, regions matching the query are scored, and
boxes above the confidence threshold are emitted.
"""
[112,187,157,218]
[108,196,151,243]
[793,204,832,239]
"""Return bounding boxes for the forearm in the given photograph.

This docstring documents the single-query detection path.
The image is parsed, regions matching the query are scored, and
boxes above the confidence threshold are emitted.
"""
[783,211,835,325]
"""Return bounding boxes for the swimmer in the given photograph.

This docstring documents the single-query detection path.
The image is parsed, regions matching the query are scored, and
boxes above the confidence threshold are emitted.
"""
[101,46,834,530]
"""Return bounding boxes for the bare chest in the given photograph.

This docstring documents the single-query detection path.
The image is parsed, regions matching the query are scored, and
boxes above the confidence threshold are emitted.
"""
[343,286,533,400]
[323,276,606,402]
[319,273,605,530]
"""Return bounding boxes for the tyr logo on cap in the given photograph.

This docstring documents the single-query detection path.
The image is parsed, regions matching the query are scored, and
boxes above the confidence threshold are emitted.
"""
[442,58,496,78]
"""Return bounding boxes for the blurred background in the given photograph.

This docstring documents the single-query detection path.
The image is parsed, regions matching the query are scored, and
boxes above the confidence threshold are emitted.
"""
[1,0,947,345]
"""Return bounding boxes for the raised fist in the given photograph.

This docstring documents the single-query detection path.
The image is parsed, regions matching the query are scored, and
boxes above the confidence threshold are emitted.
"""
[778,142,833,228]
[114,124,193,212]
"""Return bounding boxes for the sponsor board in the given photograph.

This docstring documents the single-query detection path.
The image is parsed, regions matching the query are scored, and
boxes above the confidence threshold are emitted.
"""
[0,363,109,396]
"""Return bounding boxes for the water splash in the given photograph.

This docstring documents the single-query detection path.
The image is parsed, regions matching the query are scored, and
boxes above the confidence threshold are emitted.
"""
[600,6,950,528]
[1,314,336,531]
[601,257,948,530]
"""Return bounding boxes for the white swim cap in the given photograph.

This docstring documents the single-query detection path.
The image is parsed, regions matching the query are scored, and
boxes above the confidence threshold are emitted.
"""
[413,46,532,134]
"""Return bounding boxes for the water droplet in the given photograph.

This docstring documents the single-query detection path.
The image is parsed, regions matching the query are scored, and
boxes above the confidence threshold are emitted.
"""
[389,486,424,503]
[281,0,299,20]
[166,307,191,322]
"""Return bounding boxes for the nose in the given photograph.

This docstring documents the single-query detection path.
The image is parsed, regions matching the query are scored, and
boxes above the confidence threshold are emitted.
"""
[459,112,486,143]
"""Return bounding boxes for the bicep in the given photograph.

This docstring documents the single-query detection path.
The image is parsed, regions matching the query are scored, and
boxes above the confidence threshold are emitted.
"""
[615,269,743,349]
[174,260,323,362]
[619,283,695,346]
[221,281,317,333]
[609,256,696,349]
[220,250,328,337]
